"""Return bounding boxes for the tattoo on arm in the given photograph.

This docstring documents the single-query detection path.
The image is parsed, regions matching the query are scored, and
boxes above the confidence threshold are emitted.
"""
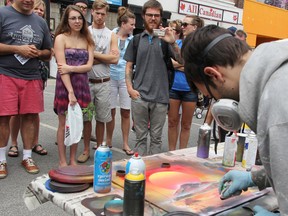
[126,67,133,87]
[172,43,184,65]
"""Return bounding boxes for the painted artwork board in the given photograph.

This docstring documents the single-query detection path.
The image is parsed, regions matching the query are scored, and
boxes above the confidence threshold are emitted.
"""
[112,154,267,215]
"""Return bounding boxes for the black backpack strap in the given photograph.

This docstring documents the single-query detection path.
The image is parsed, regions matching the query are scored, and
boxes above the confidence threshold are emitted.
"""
[161,40,175,89]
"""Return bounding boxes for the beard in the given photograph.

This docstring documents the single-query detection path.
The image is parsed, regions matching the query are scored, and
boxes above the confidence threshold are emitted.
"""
[143,20,161,34]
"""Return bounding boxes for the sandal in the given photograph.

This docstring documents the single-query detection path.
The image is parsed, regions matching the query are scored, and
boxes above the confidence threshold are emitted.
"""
[8,146,19,157]
[122,149,134,156]
[32,144,48,155]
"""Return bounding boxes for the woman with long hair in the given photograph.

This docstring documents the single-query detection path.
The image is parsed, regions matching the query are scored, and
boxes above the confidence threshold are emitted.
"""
[53,5,94,167]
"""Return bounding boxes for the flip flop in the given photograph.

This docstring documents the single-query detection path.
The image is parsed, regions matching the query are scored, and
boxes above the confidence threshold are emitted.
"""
[122,149,134,156]
[8,146,18,157]
[32,144,48,155]
[77,153,90,163]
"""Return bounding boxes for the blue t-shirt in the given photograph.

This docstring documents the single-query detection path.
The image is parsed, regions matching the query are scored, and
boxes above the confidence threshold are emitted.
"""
[171,39,190,91]
[0,6,52,80]
[110,27,133,80]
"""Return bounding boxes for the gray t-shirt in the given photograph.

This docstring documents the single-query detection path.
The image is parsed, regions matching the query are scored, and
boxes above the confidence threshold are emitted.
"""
[88,26,111,79]
[124,32,173,104]
[0,6,52,80]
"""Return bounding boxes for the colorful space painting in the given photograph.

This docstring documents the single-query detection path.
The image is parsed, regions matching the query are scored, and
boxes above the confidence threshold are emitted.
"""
[112,155,267,215]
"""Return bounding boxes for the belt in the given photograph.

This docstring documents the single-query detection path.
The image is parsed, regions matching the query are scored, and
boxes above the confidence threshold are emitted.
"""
[89,77,110,84]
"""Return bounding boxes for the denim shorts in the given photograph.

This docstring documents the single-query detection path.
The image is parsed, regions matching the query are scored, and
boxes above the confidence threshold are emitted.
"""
[169,89,198,102]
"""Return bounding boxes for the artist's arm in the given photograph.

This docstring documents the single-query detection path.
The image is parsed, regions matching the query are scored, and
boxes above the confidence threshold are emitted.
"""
[125,61,139,99]
[58,45,94,74]
[93,32,119,64]
[54,34,77,105]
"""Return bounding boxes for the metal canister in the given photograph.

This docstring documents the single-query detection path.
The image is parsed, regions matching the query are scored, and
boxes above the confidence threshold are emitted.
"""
[93,143,112,193]
[123,169,145,216]
[242,132,258,170]
[222,133,237,167]
[236,133,248,162]
[196,123,211,159]
[125,152,146,176]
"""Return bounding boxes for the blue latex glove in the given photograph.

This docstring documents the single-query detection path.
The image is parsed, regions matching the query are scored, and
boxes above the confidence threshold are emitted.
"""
[218,170,255,200]
[253,205,280,216]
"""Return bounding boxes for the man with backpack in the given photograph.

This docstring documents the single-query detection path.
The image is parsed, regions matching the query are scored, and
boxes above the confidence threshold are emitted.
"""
[124,0,181,156]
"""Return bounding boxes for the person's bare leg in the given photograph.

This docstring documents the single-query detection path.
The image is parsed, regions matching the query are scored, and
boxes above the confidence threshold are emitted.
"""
[168,99,181,151]
[32,114,47,154]
[179,101,196,149]
[121,108,131,151]
[0,116,11,148]
[57,115,67,167]
[96,121,105,148]
[69,143,78,166]
[106,109,115,148]
[20,114,37,150]
[10,115,20,147]
[204,105,213,125]
[82,121,92,155]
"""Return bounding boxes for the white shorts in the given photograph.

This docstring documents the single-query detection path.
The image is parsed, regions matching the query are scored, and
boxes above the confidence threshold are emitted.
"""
[110,79,131,110]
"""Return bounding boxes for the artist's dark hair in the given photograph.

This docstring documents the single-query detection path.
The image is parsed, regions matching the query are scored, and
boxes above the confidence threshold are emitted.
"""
[182,25,250,89]
[55,5,94,47]
[117,6,135,27]
[142,0,163,17]
[92,0,109,12]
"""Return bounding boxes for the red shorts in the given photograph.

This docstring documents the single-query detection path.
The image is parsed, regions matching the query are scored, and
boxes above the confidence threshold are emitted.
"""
[0,74,44,116]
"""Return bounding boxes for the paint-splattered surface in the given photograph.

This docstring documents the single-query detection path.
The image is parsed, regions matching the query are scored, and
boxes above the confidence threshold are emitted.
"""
[112,150,267,216]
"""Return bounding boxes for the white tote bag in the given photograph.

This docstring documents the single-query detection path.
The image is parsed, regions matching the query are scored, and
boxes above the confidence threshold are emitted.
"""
[64,103,83,146]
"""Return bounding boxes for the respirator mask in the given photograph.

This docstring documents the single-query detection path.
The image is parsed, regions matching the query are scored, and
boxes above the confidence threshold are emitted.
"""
[211,99,243,131]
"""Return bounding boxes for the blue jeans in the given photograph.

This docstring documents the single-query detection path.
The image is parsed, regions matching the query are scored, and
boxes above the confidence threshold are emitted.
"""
[131,97,168,156]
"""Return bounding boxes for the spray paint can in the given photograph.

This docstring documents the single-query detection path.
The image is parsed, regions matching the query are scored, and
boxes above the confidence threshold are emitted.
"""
[196,123,211,158]
[123,169,145,216]
[242,132,258,170]
[222,133,237,167]
[125,152,146,176]
[94,143,112,193]
[236,133,248,162]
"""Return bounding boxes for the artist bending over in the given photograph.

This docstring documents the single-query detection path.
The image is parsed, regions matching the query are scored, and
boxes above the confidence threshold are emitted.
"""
[182,25,288,215]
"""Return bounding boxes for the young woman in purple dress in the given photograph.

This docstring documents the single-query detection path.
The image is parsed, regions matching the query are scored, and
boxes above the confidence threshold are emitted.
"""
[53,5,94,167]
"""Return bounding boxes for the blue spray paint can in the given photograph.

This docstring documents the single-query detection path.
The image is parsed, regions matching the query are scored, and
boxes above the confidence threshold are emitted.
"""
[94,143,112,193]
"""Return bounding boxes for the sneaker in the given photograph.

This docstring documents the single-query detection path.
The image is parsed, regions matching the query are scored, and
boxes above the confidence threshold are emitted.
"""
[0,162,7,179]
[21,158,39,174]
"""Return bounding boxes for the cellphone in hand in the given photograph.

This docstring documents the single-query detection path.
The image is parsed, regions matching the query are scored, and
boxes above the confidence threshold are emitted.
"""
[153,29,165,37]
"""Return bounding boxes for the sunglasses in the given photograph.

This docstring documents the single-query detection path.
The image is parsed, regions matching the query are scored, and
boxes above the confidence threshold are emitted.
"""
[181,22,194,27]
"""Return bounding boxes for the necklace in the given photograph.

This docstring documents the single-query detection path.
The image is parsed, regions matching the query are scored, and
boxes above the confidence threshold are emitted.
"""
[91,25,105,53]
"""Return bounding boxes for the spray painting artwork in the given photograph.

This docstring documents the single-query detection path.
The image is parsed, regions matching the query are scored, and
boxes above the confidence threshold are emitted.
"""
[112,154,267,215]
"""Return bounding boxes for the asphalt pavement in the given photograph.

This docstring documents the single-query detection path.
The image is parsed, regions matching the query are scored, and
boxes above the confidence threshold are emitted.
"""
[0,79,206,216]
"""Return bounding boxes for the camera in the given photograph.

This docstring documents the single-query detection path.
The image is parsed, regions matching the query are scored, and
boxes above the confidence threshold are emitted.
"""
[153,29,165,37]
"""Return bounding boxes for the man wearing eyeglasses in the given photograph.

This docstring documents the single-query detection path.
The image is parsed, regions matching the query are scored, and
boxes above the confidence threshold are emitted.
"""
[124,0,181,156]
[73,0,91,25]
